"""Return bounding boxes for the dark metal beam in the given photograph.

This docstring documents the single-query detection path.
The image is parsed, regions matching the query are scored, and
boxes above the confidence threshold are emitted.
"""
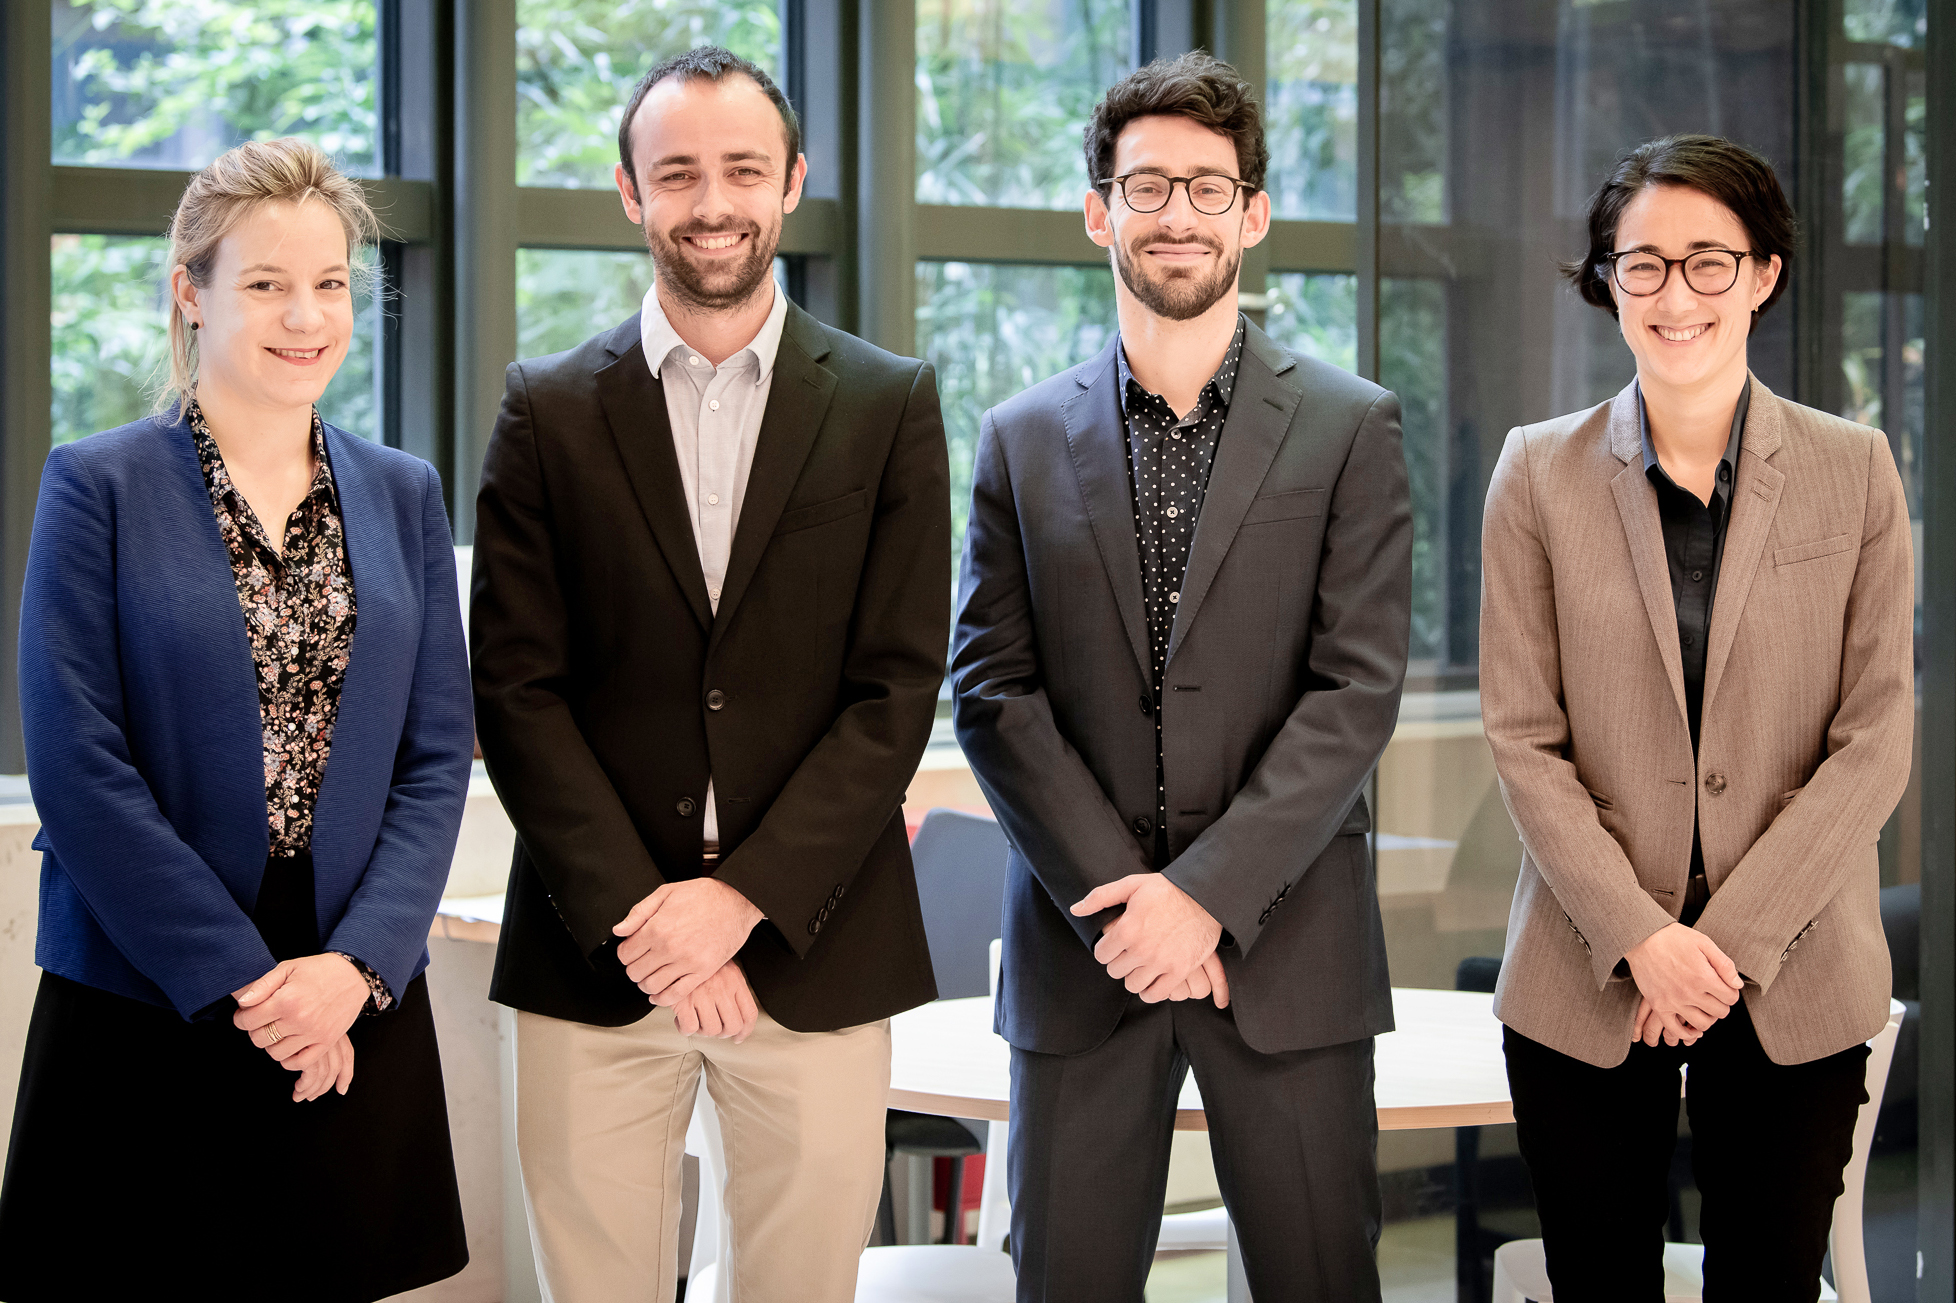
[0,0,51,773]
[50,167,437,244]
[856,0,914,355]
[1354,0,1381,381]
[1919,3,1955,1295]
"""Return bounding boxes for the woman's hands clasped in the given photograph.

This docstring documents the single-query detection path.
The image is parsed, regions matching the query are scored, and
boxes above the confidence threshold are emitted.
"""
[232,954,372,1102]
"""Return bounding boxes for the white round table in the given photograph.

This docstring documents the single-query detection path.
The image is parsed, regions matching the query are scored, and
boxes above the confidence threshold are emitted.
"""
[888,987,1513,1129]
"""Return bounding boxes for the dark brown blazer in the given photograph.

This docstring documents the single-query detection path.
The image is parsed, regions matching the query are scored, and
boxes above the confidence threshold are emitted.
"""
[472,302,950,1031]
[1480,375,1912,1067]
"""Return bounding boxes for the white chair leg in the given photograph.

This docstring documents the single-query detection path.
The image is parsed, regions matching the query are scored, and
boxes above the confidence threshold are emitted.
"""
[1826,1002,1905,1303]
[975,1119,1011,1251]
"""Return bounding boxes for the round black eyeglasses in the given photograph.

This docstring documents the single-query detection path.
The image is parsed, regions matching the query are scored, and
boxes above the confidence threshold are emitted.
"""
[1601,248,1761,297]
[1102,172,1250,216]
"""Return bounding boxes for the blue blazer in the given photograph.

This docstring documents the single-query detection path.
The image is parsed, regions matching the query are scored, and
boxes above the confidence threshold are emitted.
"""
[19,414,474,1019]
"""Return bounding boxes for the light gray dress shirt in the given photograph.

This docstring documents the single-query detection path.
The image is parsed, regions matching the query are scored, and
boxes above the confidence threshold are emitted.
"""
[638,278,790,844]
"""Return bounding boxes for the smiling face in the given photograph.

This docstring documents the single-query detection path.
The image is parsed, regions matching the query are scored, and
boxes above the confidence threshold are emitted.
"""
[616,72,805,313]
[1086,112,1270,322]
[1609,183,1780,395]
[173,198,355,413]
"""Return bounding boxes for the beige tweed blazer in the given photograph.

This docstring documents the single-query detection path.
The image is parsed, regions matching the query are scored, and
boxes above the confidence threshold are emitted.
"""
[1480,374,1913,1068]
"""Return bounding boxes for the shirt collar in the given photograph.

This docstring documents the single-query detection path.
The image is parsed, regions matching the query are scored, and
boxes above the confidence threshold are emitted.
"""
[1117,315,1248,421]
[1638,378,1748,501]
[639,275,789,386]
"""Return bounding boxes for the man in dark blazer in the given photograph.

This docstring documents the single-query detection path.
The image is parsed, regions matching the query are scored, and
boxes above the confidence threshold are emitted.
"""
[471,48,949,1302]
[952,54,1411,1302]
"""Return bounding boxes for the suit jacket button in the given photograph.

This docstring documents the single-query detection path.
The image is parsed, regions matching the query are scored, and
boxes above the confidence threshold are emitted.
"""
[706,689,727,711]
[1139,694,1153,717]
[808,918,822,935]
[1703,773,1726,795]
[676,798,696,816]
[1131,815,1153,837]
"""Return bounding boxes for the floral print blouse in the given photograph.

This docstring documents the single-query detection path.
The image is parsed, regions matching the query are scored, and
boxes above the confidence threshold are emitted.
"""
[189,401,390,1013]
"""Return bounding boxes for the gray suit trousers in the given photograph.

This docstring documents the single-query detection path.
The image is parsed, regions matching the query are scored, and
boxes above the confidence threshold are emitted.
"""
[1007,996,1382,1303]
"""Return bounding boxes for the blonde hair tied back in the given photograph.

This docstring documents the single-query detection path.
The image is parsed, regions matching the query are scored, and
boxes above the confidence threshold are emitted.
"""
[158,137,382,419]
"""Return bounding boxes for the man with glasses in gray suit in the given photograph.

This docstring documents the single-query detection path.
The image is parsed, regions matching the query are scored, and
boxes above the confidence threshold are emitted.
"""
[951,53,1411,1302]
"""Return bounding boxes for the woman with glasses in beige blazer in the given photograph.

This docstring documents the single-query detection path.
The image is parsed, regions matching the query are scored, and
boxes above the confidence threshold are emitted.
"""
[1480,134,1913,1301]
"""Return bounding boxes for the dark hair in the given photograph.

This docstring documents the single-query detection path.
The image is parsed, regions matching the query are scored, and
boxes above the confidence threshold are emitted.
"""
[1084,52,1269,198]
[1565,134,1796,322]
[617,46,802,197]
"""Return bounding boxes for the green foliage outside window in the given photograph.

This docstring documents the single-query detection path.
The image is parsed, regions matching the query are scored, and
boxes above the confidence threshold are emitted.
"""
[516,0,782,190]
[1264,0,1356,221]
[1264,272,1356,373]
[916,261,1118,552]
[1378,278,1446,665]
[916,0,1132,209]
[52,0,377,170]
[516,249,656,360]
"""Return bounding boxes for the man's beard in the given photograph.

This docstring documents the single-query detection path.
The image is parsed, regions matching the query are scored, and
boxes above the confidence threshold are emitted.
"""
[644,214,780,312]
[1112,229,1240,322]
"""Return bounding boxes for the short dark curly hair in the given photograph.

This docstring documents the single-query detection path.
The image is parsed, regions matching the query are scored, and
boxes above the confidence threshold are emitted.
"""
[1565,134,1796,323]
[618,46,801,198]
[1084,52,1268,199]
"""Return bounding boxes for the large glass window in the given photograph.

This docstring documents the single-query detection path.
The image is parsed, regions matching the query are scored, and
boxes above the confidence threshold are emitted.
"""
[515,0,781,189]
[915,0,1132,209]
[1263,0,1356,220]
[51,0,379,172]
[915,261,1117,547]
[1263,272,1356,373]
[515,249,655,360]
[49,234,378,445]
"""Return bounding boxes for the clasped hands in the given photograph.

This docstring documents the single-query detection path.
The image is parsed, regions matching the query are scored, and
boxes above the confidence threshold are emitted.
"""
[1072,874,1229,1007]
[614,877,765,1043]
[1625,922,1745,1048]
[232,953,371,1103]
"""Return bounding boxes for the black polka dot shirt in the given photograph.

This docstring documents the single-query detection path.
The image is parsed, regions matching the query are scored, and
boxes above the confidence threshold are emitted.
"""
[1117,316,1246,860]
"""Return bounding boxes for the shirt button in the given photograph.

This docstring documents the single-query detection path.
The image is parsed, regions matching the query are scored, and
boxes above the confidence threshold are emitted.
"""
[709,586,721,602]
[689,356,702,366]
[1683,633,1693,647]
[707,493,720,506]
[1169,591,1180,604]
[1166,506,1179,518]
[1691,570,1704,582]
[709,400,720,412]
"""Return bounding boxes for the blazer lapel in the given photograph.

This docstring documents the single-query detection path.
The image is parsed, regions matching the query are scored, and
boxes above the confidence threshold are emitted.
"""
[708,303,837,655]
[313,424,387,875]
[1060,341,1152,683]
[1606,382,1691,732]
[1701,374,1786,720]
[1164,325,1299,668]
[595,321,714,632]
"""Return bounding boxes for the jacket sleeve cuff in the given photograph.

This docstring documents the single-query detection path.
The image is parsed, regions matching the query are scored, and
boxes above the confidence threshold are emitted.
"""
[1588,900,1675,991]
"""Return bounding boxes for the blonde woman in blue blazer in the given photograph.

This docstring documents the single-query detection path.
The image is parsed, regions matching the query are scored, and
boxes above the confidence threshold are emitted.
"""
[0,140,473,1302]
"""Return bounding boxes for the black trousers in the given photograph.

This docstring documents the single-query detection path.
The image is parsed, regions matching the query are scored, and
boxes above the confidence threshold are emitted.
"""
[1504,999,1869,1303]
[1008,995,1382,1303]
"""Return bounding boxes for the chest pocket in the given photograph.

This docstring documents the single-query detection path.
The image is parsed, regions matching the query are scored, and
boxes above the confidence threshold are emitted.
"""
[774,487,868,535]
[1241,487,1325,526]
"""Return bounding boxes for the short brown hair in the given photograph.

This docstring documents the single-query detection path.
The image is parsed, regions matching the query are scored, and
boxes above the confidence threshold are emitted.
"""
[1566,134,1796,321]
[618,46,801,198]
[1084,52,1268,197]
[159,138,380,419]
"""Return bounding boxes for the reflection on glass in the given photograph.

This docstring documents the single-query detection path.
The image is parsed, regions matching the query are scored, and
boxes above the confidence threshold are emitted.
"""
[1380,0,1446,223]
[51,0,378,172]
[1843,63,1887,245]
[516,0,781,189]
[1840,290,1925,518]
[915,261,1117,547]
[1844,0,1926,46]
[1264,272,1355,372]
[916,0,1132,210]
[50,234,378,445]
[1379,278,1446,670]
[1264,0,1356,220]
[516,250,792,362]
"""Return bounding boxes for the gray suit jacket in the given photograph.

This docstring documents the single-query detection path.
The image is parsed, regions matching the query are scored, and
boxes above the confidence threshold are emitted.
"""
[951,322,1412,1057]
[1481,376,1912,1067]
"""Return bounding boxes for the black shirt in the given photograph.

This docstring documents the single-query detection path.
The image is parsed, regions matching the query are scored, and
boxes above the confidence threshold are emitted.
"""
[1117,317,1247,863]
[1638,380,1748,920]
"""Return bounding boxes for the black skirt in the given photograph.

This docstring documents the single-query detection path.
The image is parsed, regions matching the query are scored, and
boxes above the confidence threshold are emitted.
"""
[0,852,468,1302]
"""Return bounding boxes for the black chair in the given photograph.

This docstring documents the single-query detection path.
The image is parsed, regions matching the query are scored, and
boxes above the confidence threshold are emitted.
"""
[874,809,1011,1246]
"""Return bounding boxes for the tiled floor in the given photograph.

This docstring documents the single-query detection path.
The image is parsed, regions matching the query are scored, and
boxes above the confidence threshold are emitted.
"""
[1144,1216,1460,1303]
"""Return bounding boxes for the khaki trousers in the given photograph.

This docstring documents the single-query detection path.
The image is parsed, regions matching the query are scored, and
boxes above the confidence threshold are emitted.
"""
[515,1004,892,1303]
